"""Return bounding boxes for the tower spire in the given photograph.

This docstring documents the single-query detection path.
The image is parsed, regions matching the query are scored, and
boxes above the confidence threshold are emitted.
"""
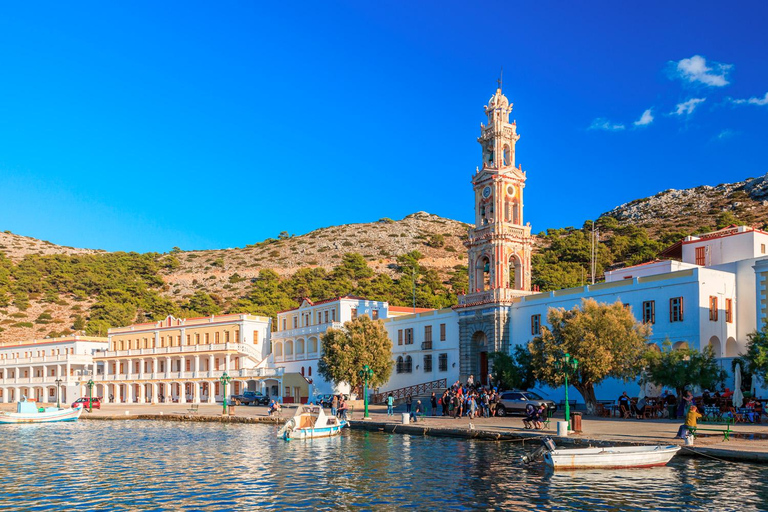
[497,67,503,91]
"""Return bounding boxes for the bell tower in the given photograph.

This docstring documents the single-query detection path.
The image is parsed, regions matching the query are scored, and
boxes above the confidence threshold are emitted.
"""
[455,83,535,385]
[465,84,533,300]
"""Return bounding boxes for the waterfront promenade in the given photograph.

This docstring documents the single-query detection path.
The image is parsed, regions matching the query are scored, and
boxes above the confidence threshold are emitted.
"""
[7,401,768,462]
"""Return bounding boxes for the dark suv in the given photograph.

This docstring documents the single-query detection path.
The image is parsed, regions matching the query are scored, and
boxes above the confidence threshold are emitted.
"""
[72,397,102,410]
[230,390,269,406]
[496,390,556,417]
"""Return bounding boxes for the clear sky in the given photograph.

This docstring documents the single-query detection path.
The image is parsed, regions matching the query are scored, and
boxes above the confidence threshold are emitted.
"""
[0,2,766,253]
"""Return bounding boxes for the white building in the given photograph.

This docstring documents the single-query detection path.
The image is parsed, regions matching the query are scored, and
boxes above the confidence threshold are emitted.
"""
[272,296,405,399]
[0,336,108,405]
[382,308,460,392]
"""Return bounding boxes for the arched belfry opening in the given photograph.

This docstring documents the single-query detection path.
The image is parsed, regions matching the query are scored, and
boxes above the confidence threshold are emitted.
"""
[509,254,524,290]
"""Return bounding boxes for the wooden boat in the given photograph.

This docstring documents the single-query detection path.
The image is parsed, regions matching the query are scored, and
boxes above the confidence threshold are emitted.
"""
[277,404,346,440]
[0,399,84,424]
[543,444,680,470]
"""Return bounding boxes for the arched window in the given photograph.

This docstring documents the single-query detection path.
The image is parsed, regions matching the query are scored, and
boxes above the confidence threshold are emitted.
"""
[301,367,305,376]
[308,367,312,377]
[404,356,413,373]
[396,356,404,374]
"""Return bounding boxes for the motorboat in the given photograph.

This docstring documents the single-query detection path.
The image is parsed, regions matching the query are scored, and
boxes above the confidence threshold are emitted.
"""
[277,404,346,440]
[0,398,84,424]
[523,437,680,470]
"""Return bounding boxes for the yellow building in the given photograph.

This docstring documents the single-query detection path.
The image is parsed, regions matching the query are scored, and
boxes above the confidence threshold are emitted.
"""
[93,314,283,404]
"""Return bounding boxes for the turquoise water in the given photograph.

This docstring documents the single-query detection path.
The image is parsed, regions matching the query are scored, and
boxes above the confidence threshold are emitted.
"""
[0,420,766,511]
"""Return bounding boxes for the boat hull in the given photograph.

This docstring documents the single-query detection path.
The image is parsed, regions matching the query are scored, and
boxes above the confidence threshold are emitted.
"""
[0,407,83,424]
[543,445,680,470]
[281,420,347,440]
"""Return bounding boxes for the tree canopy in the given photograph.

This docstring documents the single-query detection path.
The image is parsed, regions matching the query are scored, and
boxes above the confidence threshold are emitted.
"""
[739,326,768,385]
[317,315,394,390]
[528,298,651,413]
[644,341,726,396]
[490,346,536,391]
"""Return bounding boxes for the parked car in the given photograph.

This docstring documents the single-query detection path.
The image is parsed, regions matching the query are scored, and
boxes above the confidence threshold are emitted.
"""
[72,397,102,410]
[495,390,556,417]
[230,390,269,406]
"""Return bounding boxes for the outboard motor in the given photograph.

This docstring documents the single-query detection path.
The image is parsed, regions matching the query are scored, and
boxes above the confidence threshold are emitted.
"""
[522,437,556,465]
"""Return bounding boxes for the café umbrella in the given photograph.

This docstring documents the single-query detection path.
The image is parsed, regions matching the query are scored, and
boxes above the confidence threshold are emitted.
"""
[732,363,744,408]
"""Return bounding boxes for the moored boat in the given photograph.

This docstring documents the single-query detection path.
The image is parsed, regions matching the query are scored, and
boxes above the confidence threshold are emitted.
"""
[277,404,346,440]
[0,398,83,424]
[523,437,680,470]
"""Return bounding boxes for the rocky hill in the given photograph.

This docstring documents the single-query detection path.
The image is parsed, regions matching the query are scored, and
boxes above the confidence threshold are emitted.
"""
[601,173,768,237]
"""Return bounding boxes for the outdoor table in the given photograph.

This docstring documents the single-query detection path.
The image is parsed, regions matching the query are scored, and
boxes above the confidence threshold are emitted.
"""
[607,404,621,417]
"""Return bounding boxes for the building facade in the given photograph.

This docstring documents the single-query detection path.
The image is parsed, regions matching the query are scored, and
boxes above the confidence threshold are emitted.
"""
[92,314,280,404]
[0,336,108,404]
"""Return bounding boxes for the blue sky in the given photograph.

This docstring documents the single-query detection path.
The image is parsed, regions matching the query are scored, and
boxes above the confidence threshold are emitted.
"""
[0,2,766,253]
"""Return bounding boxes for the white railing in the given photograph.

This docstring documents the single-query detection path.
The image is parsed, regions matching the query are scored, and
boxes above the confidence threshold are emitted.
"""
[100,343,257,359]
[272,322,342,339]
[0,354,94,366]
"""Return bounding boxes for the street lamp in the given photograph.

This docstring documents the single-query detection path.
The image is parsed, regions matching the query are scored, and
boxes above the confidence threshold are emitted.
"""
[55,378,62,409]
[554,353,579,426]
[87,379,95,413]
[358,365,374,420]
[219,372,231,415]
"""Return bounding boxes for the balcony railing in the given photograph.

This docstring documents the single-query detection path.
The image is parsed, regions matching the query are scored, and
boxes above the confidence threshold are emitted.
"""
[272,322,343,339]
[421,341,433,350]
[92,367,285,382]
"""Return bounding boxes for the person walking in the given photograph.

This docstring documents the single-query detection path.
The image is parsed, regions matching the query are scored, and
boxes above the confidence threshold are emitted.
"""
[430,392,438,416]
[387,393,394,417]
[406,395,413,414]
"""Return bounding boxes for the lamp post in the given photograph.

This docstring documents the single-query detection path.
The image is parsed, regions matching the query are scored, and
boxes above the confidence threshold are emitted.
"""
[358,365,374,419]
[87,379,95,413]
[219,372,231,415]
[54,378,62,409]
[554,353,579,425]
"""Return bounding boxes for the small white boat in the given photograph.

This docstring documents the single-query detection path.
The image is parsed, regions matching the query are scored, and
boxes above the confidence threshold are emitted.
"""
[544,444,680,470]
[0,398,84,424]
[277,404,346,440]
[524,438,680,470]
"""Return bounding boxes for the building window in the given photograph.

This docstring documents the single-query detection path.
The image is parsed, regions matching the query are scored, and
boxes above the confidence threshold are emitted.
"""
[396,356,404,374]
[762,244,766,254]
[204,333,210,343]
[332,309,336,322]
[726,298,733,323]
[404,355,413,373]
[398,329,403,345]
[531,314,541,335]
[372,309,379,320]
[253,330,259,344]
[695,246,706,266]
[282,319,287,331]
[670,297,684,322]
[351,308,358,320]
[440,323,446,341]
[324,311,329,323]
[293,317,298,329]
[225,331,230,343]
[642,301,655,324]
[423,354,433,372]
[405,328,414,345]
[215,332,220,343]
[709,296,718,321]
[424,325,432,343]
[195,334,200,344]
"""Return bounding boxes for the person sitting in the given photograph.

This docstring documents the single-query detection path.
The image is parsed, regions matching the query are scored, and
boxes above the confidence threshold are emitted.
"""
[267,399,281,417]
[618,391,632,419]
[533,404,548,429]
[676,405,702,439]
[411,400,423,422]
[523,403,537,429]
[702,390,712,406]
[632,397,647,419]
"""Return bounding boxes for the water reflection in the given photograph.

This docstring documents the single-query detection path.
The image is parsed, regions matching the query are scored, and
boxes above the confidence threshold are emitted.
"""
[0,421,765,511]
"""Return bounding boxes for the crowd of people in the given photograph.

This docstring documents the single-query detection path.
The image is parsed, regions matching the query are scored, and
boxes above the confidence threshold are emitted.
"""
[437,376,502,419]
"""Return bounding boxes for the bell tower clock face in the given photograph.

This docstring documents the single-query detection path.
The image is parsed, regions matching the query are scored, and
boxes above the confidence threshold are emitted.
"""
[482,186,492,199]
